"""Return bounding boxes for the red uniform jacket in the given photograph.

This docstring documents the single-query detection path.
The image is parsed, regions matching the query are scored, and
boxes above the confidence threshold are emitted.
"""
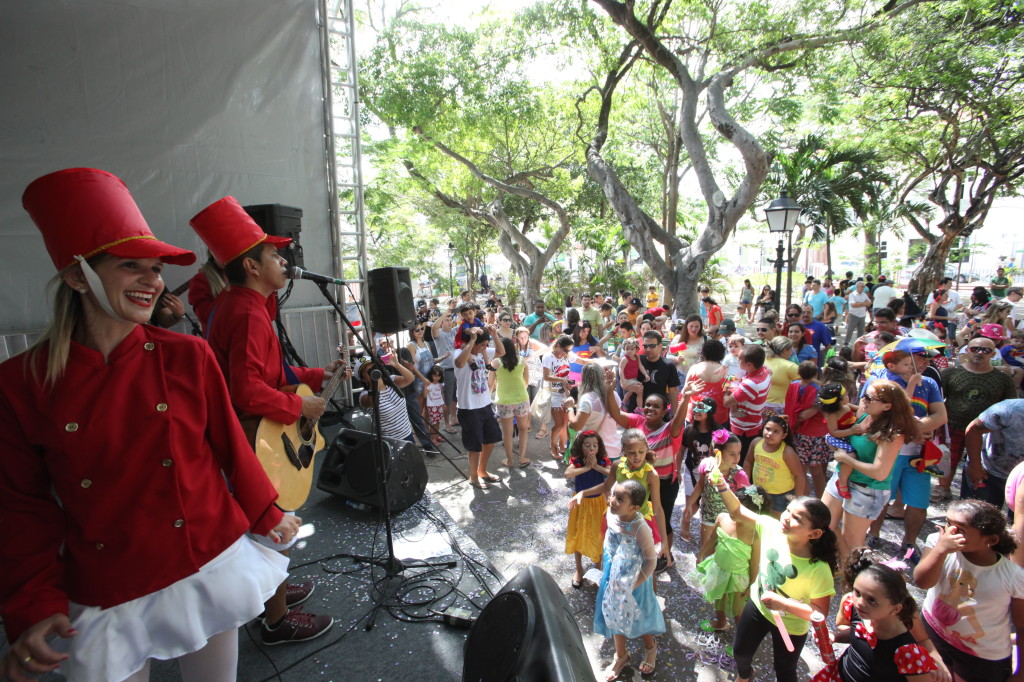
[0,326,283,642]
[205,286,323,424]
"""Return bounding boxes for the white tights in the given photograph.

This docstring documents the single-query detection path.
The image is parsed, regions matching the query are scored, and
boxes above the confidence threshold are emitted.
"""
[120,627,238,682]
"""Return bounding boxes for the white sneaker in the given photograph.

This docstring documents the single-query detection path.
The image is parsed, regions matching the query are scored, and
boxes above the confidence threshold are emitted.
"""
[930,486,952,503]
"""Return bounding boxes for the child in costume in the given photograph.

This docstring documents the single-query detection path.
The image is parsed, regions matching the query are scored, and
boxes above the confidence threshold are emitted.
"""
[564,430,611,589]
[819,382,862,499]
[594,479,665,680]
[695,483,765,633]
[685,429,750,561]
[812,547,936,681]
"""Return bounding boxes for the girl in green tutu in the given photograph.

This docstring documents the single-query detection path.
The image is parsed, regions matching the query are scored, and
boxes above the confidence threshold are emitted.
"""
[696,484,766,632]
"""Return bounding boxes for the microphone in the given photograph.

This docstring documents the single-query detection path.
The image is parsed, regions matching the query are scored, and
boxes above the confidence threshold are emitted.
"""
[287,266,345,286]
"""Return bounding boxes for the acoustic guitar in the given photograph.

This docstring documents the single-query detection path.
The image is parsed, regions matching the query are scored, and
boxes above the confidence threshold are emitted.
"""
[252,356,349,510]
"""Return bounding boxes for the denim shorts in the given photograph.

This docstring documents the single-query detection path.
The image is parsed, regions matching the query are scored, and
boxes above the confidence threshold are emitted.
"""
[765,490,794,513]
[825,472,890,520]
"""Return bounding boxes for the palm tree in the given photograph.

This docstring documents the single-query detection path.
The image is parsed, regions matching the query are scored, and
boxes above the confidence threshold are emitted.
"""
[760,135,892,276]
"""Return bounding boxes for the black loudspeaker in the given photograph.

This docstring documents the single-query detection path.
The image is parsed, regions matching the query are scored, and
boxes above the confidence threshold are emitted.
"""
[243,203,305,269]
[317,429,426,513]
[462,566,597,682]
[367,267,415,333]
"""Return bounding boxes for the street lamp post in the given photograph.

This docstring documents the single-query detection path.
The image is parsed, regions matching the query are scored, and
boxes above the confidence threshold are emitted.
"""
[447,242,455,298]
[764,191,802,311]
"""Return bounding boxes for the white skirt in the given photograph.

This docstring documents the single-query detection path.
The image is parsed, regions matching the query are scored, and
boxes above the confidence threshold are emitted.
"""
[57,535,289,682]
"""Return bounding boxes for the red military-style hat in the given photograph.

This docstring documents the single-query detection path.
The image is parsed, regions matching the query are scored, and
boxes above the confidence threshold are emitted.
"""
[189,196,291,266]
[21,168,196,272]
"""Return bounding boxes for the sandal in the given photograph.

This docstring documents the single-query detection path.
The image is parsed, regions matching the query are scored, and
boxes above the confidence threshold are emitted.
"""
[836,483,852,500]
[535,430,549,439]
[480,474,500,483]
[503,459,514,468]
[605,654,630,681]
[639,644,657,677]
[443,425,457,434]
[517,460,531,468]
[571,574,583,589]
[469,479,490,490]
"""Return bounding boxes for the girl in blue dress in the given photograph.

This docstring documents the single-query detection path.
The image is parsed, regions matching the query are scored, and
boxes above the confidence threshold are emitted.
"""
[594,479,666,680]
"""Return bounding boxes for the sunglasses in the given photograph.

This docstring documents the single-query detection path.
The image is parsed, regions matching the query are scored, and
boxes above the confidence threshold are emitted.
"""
[757,327,769,332]
[787,313,800,317]
[966,346,994,354]
[643,343,658,349]
[861,395,885,403]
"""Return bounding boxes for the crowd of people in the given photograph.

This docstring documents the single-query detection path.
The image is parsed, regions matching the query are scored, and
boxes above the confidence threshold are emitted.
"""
[397,275,1024,681]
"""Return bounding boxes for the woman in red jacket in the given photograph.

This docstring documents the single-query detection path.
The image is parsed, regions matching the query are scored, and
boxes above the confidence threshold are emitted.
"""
[0,168,293,682]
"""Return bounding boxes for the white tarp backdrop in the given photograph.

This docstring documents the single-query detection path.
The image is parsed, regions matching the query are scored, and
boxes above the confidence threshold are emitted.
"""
[0,0,334,332]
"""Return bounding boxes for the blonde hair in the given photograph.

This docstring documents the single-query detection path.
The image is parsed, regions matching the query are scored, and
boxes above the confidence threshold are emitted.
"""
[26,257,104,388]
[201,252,228,298]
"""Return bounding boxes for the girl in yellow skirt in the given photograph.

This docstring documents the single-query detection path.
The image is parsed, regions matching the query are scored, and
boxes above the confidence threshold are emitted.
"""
[565,430,611,589]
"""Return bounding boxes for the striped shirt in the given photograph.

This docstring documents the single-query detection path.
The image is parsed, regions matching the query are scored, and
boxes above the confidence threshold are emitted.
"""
[730,366,772,437]
[362,385,413,440]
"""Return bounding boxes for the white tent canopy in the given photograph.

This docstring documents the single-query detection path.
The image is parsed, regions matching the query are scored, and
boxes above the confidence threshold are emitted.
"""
[0,0,336,334]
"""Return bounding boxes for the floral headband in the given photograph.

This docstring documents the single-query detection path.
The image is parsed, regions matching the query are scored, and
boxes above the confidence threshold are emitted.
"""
[711,428,731,445]
[743,486,764,509]
[692,400,715,415]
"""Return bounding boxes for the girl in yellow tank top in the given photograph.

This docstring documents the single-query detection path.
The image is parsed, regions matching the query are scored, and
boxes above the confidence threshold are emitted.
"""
[743,415,806,517]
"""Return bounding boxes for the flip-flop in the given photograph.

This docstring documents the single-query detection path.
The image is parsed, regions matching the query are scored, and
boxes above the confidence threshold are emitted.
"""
[517,460,531,468]
[480,474,500,483]
[469,479,490,490]
[503,460,514,468]
[443,426,457,433]
[535,431,549,439]
[571,576,583,589]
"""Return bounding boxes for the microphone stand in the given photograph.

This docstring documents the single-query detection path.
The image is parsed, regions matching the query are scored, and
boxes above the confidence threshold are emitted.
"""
[310,282,456,631]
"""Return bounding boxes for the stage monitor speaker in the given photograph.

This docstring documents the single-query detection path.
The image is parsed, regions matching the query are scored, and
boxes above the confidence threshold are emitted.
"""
[367,267,414,333]
[462,566,597,682]
[317,428,426,513]
[243,203,305,269]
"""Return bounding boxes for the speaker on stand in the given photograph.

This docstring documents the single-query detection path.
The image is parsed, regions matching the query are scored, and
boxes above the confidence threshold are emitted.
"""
[243,203,304,269]
[367,266,415,333]
[317,428,427,514]
[462,566,597,682]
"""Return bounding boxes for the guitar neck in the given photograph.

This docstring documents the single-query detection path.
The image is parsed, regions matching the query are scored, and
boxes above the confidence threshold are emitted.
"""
[161,281,190,298]
[303,365,347,433]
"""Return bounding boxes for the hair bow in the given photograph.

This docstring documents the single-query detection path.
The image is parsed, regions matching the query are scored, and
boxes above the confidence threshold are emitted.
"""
[579,430,597,438]
[711,428,731,445]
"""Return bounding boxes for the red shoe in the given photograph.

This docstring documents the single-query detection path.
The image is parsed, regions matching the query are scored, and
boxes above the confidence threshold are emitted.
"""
[285,580,314,608]
[836,483,852,499]
[261,609,334,645]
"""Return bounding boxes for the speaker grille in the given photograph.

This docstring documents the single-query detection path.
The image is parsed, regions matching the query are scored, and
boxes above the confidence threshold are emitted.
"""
[463,592,531,682]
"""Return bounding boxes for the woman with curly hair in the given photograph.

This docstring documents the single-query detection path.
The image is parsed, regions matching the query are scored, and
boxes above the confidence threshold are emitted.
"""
[821,379,920,560]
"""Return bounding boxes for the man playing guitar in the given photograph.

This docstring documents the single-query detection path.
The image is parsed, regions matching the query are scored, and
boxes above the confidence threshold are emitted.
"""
[190,196,348,646]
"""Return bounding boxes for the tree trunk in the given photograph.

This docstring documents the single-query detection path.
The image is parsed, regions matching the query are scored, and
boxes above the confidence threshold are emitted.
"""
[825,224,833,277]
[907,230,958,299]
